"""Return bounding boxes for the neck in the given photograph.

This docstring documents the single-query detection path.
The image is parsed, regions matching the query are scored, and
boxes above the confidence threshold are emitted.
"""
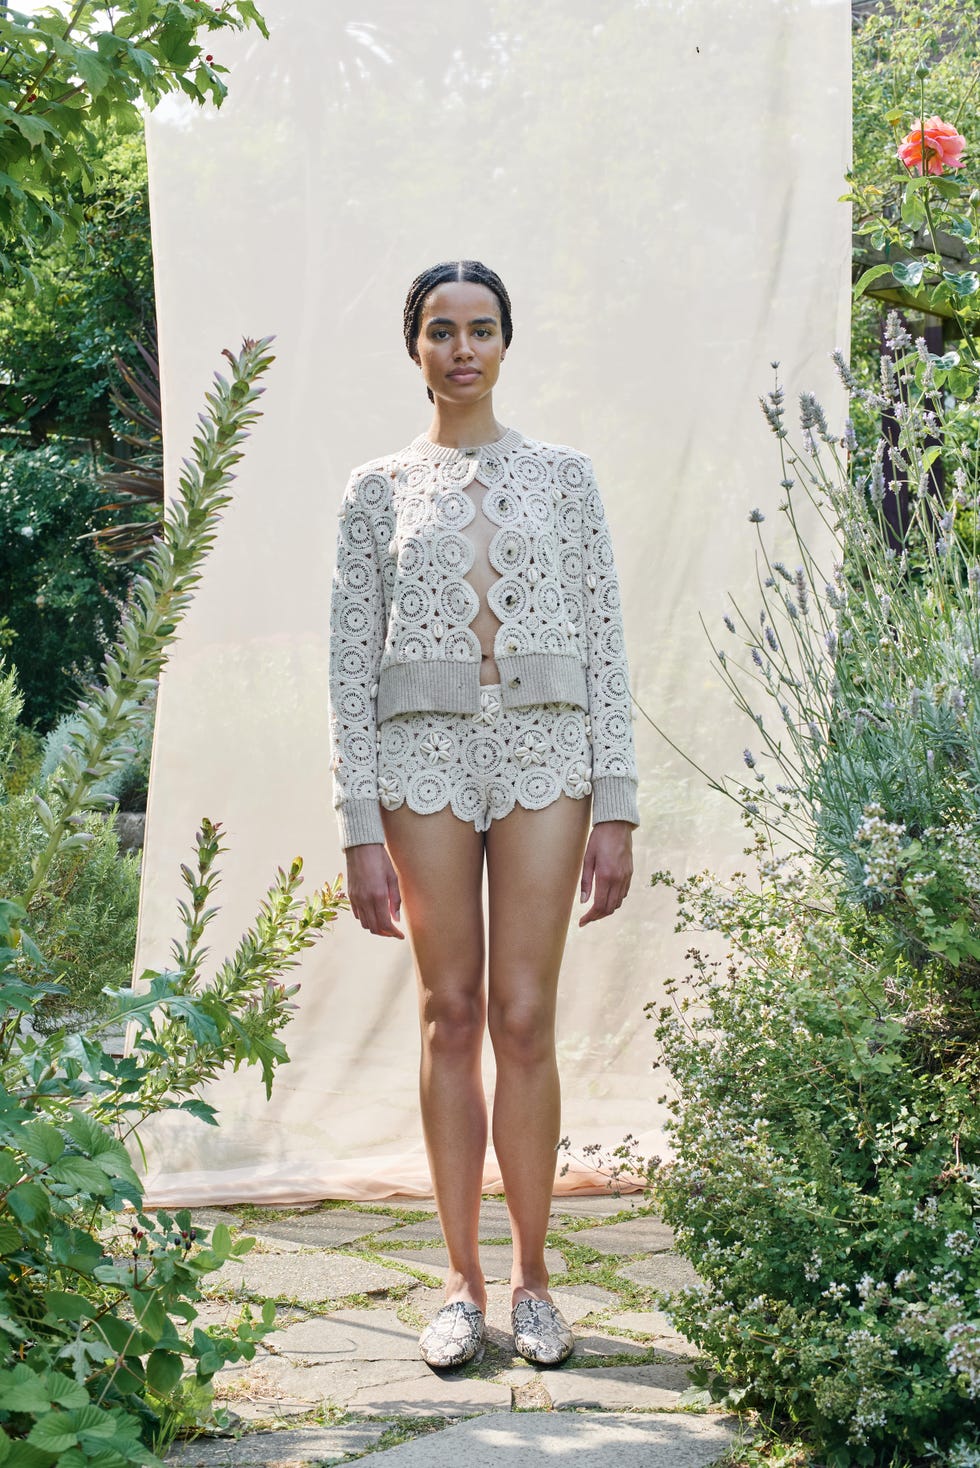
[425,398,504,449]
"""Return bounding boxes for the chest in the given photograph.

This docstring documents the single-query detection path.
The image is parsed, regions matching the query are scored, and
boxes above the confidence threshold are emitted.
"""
[387,474,579,582]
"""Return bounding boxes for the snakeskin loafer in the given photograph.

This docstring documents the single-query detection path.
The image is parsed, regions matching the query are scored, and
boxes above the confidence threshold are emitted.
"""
[511,1297,575,1366]
[418,1300,486,1369]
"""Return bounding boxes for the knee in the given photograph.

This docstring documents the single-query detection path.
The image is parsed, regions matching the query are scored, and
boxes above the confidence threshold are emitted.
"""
[488,994,556,1067]
[420,986,485,1058]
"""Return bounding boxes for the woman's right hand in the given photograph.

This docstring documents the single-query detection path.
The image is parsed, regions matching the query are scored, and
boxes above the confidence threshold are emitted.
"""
[345,843,405,938]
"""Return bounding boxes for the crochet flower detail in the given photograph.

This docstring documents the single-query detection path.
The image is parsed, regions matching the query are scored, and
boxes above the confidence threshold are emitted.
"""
[378,774,402,809]
[567,759,593,797]
[474,690,501,726]
[514,730,549,768]
[420,730,454,765]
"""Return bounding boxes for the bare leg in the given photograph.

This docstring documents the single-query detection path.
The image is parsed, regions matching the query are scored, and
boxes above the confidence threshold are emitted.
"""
[381,803,488,1312]
[484,795,592,1306]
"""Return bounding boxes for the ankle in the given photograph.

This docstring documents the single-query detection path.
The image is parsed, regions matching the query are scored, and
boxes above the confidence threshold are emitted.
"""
[511,1270,551,1307]
[445,1268,487,1313]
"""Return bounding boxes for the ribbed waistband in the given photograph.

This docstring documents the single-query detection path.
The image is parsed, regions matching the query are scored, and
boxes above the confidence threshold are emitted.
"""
[376,654,588,723]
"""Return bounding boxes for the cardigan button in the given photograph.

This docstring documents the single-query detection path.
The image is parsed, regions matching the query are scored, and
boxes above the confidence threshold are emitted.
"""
[509,676,521,689]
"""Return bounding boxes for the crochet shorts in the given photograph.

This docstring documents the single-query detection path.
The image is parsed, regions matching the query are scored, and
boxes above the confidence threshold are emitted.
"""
[377,684,593,832]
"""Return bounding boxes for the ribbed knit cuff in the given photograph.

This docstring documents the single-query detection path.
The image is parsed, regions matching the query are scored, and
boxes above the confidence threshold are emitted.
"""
[336,797,386,849]
[591,775,640,828]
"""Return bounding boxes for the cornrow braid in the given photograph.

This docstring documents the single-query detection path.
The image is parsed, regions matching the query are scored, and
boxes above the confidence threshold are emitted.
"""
[403,259,513,403]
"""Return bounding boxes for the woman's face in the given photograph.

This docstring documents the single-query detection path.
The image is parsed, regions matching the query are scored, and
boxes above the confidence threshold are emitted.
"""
[412,280,506,406]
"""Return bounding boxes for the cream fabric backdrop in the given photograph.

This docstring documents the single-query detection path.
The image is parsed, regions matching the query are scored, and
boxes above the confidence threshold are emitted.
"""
[132,0,852,1206]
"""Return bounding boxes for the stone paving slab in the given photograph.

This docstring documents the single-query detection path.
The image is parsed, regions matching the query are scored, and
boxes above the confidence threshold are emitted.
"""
[570,1331,657,1360]
[383,1200,515,1243]
[203,1251,412,1304]
[253,1356,430,1406]
[573,1215,676,1255]
[604,1307,695,1352]
[241,1209,403,1248]
[377,1243,565,1283]
[545,1360,694,1410]
[185,1208,245,1231]
[220,1397,311,1423]
[549,1193,642,1216]
[360,1409,736,1466]
[265,1308,421,1363]
[164,1420,393,1466]
[349,1371,513,1419]
[619,1253,701,1294]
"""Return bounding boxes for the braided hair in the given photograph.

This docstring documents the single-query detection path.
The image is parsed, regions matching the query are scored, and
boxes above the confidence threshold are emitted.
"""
[403,260,513,402]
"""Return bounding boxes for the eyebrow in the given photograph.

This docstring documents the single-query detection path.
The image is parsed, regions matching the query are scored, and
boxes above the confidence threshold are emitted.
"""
[426,316,498,327]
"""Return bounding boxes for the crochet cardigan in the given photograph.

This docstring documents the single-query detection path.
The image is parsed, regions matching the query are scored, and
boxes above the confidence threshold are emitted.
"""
[328,425,640,848]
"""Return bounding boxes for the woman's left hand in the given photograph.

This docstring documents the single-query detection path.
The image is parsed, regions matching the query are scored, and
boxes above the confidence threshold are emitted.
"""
[578,820,634,925]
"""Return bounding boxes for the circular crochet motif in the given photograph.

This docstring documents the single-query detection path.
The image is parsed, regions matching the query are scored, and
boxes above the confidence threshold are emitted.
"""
[377,692,593,833]
[328,435,640,839]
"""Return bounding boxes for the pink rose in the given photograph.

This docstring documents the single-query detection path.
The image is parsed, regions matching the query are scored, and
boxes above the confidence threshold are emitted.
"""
[897,115,967,175]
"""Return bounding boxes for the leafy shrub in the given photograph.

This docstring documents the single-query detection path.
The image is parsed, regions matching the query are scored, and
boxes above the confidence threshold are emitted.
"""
[641,303,980,1460]
[0,665,143,1031]
[40,691,154,814]
[0,440,137,733]
[650,852,980,1466]
[1,336,347,1463]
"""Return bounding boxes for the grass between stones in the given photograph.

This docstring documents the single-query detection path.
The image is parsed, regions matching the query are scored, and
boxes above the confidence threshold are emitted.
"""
[187,1198,710,1451]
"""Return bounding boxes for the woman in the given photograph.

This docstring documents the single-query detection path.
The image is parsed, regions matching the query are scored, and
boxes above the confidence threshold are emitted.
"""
[328,260,639,1370]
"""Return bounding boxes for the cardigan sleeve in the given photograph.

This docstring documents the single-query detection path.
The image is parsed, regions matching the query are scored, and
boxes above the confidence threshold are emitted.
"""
[580,458,641,828]
[328,469,387,848]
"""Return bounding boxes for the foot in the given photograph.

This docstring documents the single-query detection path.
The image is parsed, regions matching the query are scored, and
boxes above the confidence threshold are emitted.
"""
[511,1297,575,1366]
[418,1299,486,1370]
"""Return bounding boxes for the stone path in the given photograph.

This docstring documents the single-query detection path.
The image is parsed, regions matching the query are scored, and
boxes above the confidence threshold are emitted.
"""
[164,1195,736,1467]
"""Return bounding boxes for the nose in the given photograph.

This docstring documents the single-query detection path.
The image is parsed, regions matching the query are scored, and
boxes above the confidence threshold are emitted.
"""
[454,335,476,360]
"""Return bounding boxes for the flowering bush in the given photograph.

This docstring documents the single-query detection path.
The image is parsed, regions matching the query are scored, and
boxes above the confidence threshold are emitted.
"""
[640,315,980,1462]
[896,114,967,176]
[850,71,980,351]
[709,314,980,1059]
[651,854,980,1466]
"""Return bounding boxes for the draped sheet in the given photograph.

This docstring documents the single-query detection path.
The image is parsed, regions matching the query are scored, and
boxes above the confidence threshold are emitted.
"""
[131,0,852,1205]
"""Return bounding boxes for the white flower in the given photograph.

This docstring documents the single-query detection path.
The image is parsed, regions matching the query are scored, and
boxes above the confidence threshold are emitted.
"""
[566,760,592,797]
[378,775,401,809]
[514,730,549,768]
[420,731,454,765]
[474,690,501,726]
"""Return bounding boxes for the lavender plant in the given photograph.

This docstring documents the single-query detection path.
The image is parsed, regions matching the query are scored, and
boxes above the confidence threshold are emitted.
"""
[706,315,980,1050]
[637,334,980,1463]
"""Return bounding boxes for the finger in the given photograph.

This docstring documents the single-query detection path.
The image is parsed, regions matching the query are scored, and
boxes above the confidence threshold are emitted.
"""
[580,850,595,904]
[369,893,404,939]
[579,874,616,925]
[388,871,402,923]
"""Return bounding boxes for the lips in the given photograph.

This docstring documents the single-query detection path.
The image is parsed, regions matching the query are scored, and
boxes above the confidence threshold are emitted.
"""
[448,369,480,380]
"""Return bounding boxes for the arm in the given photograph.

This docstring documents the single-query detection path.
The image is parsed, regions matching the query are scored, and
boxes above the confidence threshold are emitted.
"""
[328,470,403,938]
[578,457,639,925]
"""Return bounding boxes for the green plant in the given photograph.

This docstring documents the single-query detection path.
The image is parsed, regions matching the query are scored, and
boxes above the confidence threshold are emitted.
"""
[0,1,269,289]
[635,304,980,1463]
[0,121,156,449]
[40,694,153,814]
[693,315,980,1055]
[0,439,137,732]
[0,334,348,1462]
